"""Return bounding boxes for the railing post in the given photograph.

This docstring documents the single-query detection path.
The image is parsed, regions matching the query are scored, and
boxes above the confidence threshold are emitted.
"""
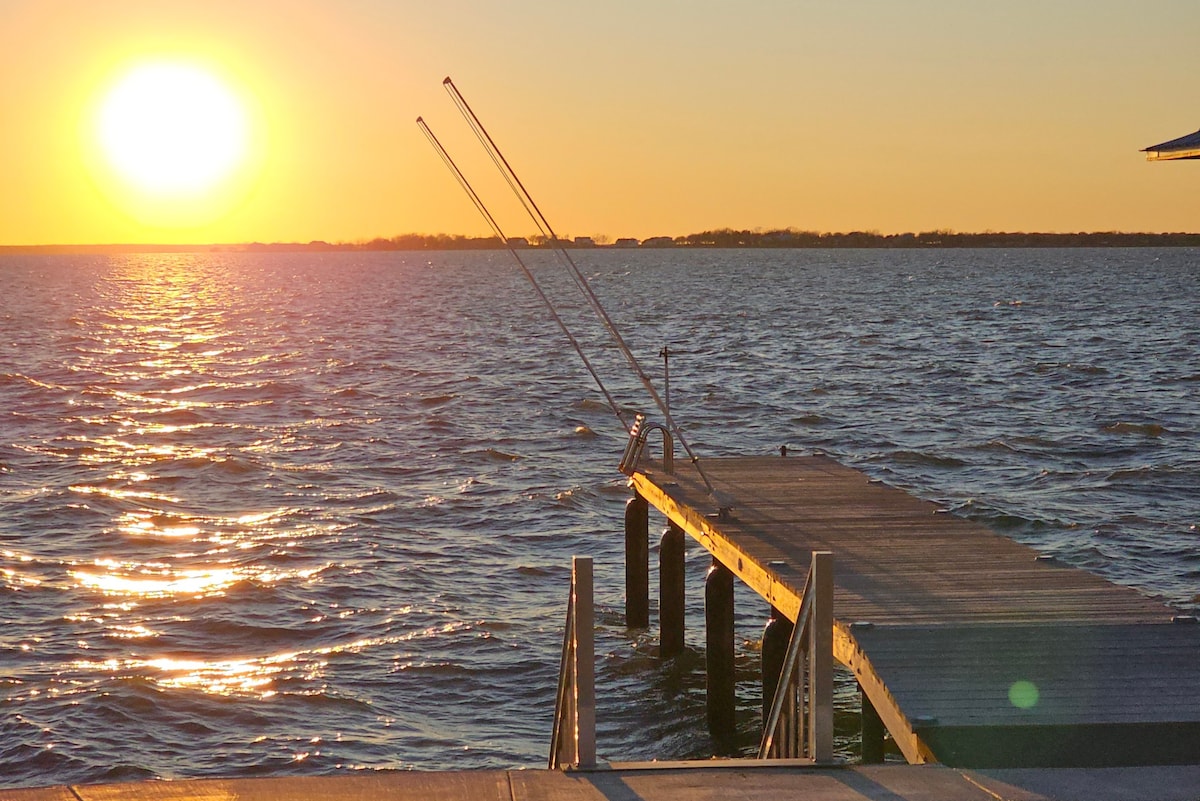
[572,556,596,768]
[758,550,834,762]
[550,556,596,769]
[808,551,834,763]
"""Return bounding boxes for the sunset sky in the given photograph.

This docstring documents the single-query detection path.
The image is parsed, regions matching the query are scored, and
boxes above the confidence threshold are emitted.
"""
[2,0,1196,246]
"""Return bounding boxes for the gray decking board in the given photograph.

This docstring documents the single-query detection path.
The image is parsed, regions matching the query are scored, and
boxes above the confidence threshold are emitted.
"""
[850,623,1200,725]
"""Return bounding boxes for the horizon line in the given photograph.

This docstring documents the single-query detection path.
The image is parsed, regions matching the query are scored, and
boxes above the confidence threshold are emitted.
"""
[4,228,1200,254]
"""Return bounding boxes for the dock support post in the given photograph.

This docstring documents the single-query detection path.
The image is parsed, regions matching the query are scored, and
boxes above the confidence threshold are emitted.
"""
[659,521,686,659]
[625,494,649,629]
[861,683,886,764]
[761,606,793,724]
[705,556,736,751]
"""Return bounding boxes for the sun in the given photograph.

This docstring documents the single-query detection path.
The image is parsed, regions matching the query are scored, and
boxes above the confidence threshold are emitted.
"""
[84,57,264,228]
[97,60,248,195]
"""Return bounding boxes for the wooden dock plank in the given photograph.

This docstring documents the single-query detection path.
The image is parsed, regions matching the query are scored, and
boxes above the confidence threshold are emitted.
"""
[70,772,513,801]
[17,766,1200,801]
[7,767,1011,801]
[0,789,77,801]
[586,765,1000,801]
[629,454,1197,767]
[965,766,1200,801]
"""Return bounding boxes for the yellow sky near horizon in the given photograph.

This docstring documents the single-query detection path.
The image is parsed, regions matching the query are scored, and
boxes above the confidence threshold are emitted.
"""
[1,0,1196,246]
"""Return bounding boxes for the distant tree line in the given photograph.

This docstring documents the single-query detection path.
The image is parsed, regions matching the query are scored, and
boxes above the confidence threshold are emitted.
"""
[237,229,1200,251]
[662,228,1200,248]
[4,229,1200,256]
[241,234,505,252]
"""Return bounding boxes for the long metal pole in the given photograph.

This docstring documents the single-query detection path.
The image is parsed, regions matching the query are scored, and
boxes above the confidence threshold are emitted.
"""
[442,78,721,500]
[417,117,629,431]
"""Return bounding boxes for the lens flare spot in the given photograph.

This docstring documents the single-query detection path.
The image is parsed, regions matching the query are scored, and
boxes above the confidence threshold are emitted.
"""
[1008,680,1039,709]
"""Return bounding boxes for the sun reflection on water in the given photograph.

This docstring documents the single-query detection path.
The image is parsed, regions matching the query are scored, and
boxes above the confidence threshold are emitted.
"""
[115,513,202,539]
[9,254,391,766]
[73,562,241,598]
[68,635,402,699]
[71,559,328,599]
[146,656,292,697]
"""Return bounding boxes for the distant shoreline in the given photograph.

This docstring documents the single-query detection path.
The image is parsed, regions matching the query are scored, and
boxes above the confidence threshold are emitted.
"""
[4,229,1200,255]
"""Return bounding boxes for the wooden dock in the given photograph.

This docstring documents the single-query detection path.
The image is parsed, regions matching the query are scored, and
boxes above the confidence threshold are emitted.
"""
[11,764,1200,801]
[627,454,1200,768]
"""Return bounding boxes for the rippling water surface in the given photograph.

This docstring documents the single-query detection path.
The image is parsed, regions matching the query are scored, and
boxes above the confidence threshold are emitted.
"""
[1,249,1197,787]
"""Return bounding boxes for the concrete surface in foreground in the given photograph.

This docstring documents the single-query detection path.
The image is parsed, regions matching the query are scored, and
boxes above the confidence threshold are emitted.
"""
[6,764,1200,801]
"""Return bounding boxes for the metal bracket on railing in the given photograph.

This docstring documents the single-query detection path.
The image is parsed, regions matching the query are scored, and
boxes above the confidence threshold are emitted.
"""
[618,414,675,476]
[550,556,596,769]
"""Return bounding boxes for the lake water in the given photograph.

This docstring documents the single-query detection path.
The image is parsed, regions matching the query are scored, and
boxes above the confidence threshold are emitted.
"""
[1,248,1197,787]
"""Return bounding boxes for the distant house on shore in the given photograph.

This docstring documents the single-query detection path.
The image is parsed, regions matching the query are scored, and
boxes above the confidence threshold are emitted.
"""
[613,238,640,248]
[506,236,529,248]
[1142,128,1200,161]
[573,236,596,247]
[641,236,675,248]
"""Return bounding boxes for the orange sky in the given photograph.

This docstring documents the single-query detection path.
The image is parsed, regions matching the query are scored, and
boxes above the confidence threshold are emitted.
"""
[1,0,1196,246]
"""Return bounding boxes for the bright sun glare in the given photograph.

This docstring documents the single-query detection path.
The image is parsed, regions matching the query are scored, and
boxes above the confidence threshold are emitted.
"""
[86,58,262,225]
[97,61,249,196]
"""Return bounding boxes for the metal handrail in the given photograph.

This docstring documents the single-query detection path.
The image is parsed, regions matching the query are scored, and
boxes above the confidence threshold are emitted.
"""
[549,556,596,769]
[618,414,675,476]
[758,551,834,762]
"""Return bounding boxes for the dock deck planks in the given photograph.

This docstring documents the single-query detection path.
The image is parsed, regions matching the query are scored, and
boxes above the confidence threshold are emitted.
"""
[628,454,1200,767]
[11,765,1200,801]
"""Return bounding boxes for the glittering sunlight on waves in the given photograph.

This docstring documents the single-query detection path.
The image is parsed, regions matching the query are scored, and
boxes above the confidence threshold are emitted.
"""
[2,249,1198,787]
